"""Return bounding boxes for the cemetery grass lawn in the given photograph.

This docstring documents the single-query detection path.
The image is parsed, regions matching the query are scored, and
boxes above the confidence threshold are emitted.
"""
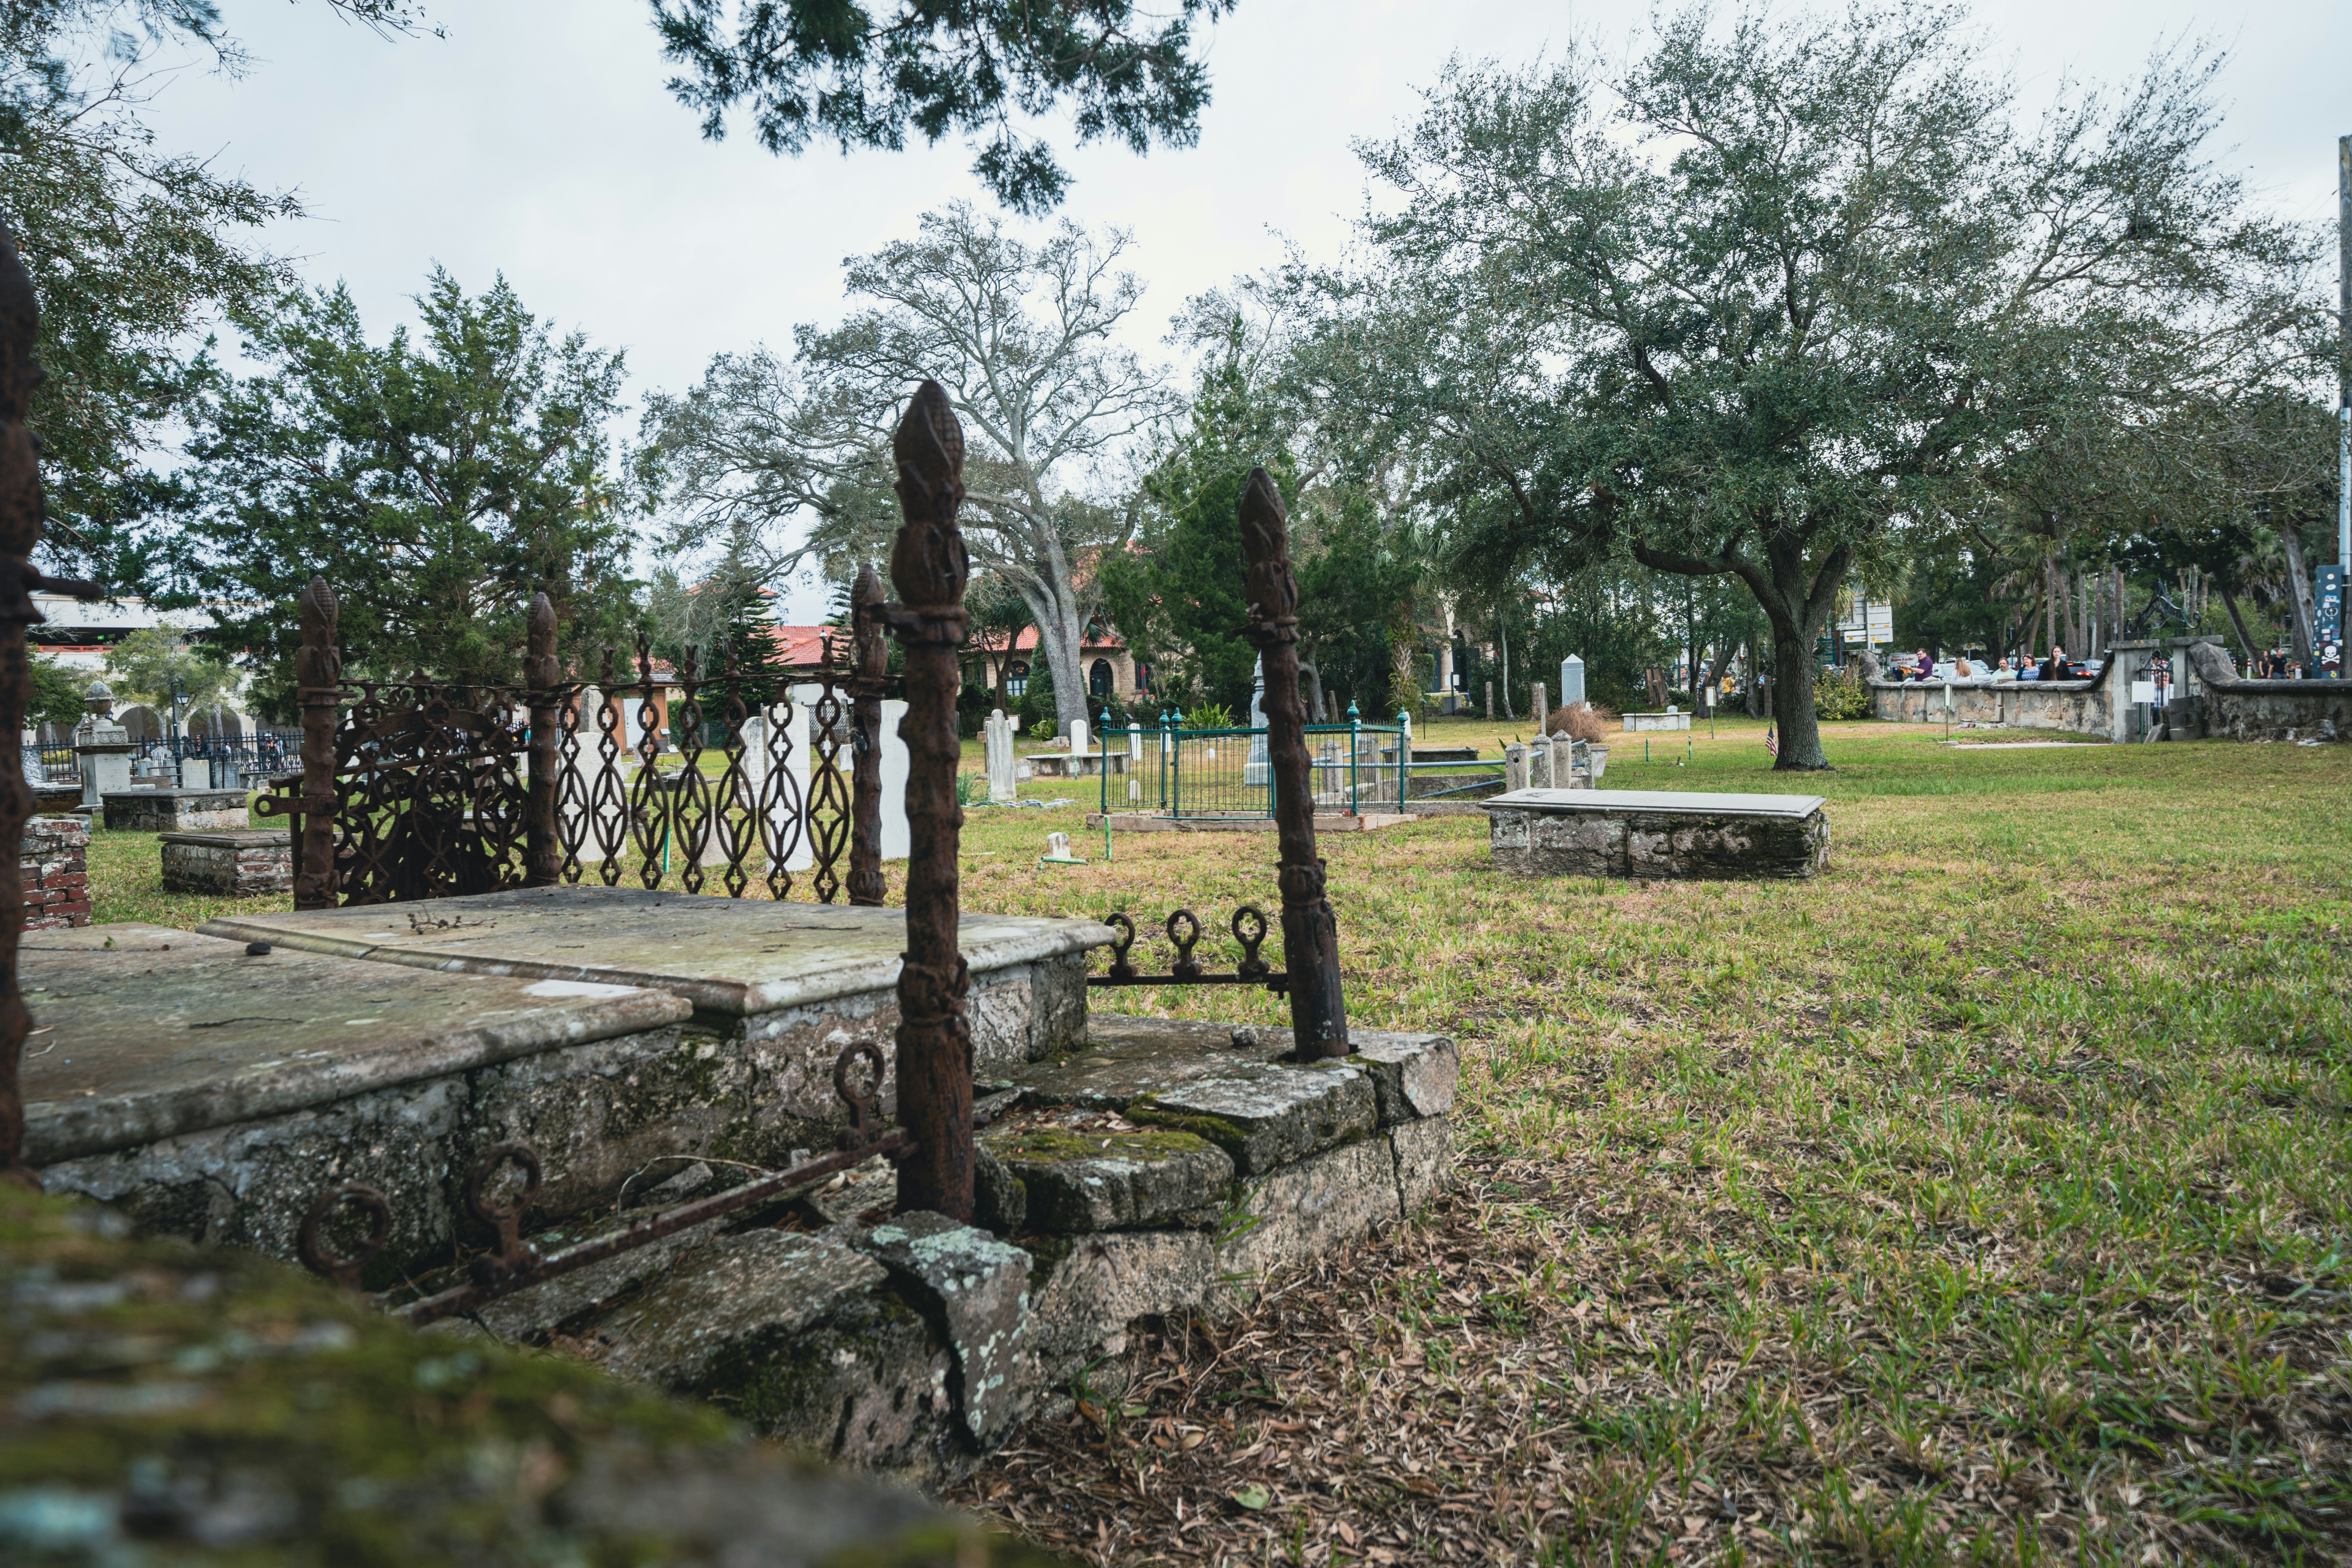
[945,718,2352,1566]
[82,721,2352,1563]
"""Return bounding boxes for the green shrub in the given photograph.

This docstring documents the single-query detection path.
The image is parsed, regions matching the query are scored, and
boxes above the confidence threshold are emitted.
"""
[1031,719,1057,742]
[1813,665,1874,720]
[1183,701,1235,729]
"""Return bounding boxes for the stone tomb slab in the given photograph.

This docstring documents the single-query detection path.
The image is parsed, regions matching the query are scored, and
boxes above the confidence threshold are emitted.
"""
[1481,787,1830,880]
[200,884,1114,1159]
[102,787,250,833]
[159,829,294,895]
[20,923,693,1266]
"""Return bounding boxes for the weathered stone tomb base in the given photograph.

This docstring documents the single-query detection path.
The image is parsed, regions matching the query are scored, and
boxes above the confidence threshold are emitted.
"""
[20,890,1456,1490]
[446,1014,1458,1488]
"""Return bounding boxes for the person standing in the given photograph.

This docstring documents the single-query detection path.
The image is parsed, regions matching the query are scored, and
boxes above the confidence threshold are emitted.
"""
[2040,644,2067,682]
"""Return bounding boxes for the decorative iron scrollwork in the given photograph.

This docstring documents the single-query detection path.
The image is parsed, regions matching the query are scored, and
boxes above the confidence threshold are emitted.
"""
[1087,904,1289,994]
[833,1040,888,1152]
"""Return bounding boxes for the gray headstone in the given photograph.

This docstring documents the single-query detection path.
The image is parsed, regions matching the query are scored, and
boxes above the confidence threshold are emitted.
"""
[1505,742,1528,794]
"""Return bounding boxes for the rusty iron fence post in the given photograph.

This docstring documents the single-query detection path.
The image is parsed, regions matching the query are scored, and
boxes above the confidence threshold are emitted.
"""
[1238,468,1350,1058]
[523,592,560,887]
[879,382,974,1220]
[847,561,887,906]
[293,579,342,910]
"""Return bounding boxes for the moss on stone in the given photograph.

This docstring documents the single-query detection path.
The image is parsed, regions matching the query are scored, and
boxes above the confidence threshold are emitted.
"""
[1120,1097,1252,1158]
[982,1127,1216,1165]
[0,1186,1066,1565]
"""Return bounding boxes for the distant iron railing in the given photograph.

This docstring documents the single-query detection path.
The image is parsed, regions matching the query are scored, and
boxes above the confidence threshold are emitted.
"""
[1096,706,1413,820]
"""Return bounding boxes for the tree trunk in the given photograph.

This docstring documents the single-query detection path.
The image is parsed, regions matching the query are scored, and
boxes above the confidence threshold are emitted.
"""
[2219,586,2259,665]
[1497,617,1514,719]
[2278,522,2317,672]
[1014,578,1091,732]
[1299,657,1328,724]
[1743,635,1763,717]
[1770,629,1830,770]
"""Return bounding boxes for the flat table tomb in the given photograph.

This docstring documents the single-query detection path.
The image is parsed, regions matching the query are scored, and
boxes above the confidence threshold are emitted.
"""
[1481,788,1829,879]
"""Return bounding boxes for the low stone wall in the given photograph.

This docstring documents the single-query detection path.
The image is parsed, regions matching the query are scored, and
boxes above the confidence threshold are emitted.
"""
[21,813,91,930]
[160,829,295,895]
[1867,640,2352,742]
[2182,642,2352,742]
[1866,667,2113,735]
[457,1014,1459,1487]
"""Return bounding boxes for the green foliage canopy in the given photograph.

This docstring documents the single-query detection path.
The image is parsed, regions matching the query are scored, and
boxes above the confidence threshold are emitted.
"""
[650,0,1235,213]
[1312,3,2309,768]
[178,270,639,694]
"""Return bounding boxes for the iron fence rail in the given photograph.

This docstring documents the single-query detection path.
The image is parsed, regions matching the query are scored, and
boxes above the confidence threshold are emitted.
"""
[1093,710,1502,818]
[1098,714,1411,820]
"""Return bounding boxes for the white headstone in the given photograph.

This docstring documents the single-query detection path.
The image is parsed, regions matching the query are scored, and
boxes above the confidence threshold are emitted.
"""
[877,699,912,859]
[1559,655,1585,708]
[985,709,1016,804]
[1069,717,1089,757]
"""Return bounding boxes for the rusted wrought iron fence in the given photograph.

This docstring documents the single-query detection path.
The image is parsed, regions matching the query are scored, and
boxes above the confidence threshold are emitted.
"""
[261,588,892,908]
[292,379,991,1297]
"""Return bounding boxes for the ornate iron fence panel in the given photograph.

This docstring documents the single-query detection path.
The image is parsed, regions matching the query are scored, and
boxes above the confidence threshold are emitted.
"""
[329,678,535,904]
[266,595,881,909]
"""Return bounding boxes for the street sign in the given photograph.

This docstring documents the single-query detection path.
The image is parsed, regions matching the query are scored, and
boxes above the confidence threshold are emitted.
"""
[2318,564,2344,676]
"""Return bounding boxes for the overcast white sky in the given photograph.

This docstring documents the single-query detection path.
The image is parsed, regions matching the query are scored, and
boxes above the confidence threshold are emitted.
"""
[134,0,2347,619]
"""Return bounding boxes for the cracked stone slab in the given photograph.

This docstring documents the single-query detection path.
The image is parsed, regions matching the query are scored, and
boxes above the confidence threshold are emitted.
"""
[1128,1061,1376,1176]
[472,1205,739,1344]
[1228,1027,1459,1125]
[982,1126,1235,1232]
[852,1211,1032,1443]
[1009,1018,1286,1111]
[1029,1230,1216,1384]
[19,924,691,1166]
[199,884,1113,1019]
[592,1229,887,1389]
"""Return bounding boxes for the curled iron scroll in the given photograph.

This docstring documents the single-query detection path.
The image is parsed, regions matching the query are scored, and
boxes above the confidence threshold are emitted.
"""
[833,1040,887,1152]
[1167,909,1204,982]
[463,1142,543,1288]
[1232,904,1271,981]
[1104,912,1138,981]
[297,1183,393,1290]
